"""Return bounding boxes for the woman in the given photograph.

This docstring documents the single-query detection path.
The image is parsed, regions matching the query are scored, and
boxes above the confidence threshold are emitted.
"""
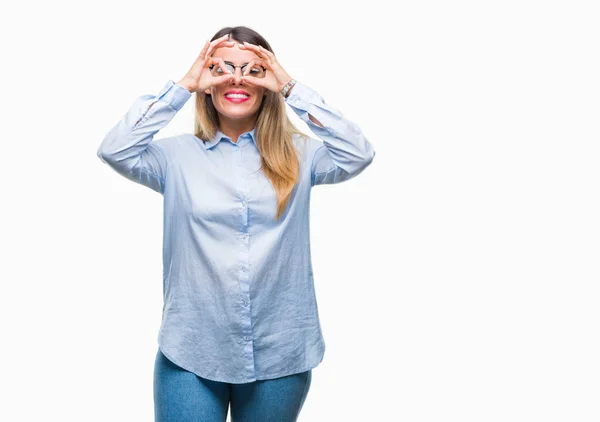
[97,26,375,422]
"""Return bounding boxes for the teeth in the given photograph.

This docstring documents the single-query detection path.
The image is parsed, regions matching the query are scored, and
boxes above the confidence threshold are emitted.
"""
[226,93,249,98]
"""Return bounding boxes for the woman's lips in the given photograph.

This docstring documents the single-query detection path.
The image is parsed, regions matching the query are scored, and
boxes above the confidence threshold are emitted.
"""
[224,95,250,103]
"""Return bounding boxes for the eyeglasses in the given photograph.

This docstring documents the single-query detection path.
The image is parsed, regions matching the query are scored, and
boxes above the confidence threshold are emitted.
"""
[209,61,267,78]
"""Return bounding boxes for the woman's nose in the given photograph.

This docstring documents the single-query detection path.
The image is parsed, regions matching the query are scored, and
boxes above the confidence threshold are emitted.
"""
[231,67,244,84]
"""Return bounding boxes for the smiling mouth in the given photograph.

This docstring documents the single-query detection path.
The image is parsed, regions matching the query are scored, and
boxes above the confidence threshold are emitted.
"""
[224,93,250,103]
[224,93,250,98]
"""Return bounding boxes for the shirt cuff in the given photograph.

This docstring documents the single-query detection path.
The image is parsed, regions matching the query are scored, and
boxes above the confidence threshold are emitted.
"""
[156,80,193,111]
[283,80,323,110]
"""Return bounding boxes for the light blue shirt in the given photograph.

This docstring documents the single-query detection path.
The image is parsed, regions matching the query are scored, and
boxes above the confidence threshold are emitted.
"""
[97,79,376,383]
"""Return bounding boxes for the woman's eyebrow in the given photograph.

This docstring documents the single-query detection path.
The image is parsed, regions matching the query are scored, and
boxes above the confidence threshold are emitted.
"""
[224,61,250,66]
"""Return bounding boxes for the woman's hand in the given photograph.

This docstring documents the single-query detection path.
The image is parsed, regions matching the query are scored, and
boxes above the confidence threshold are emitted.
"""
[238,42,294,93]
[177,35,237,93]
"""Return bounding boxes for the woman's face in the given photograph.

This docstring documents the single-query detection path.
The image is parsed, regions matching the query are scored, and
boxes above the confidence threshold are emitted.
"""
[205,41,266,122]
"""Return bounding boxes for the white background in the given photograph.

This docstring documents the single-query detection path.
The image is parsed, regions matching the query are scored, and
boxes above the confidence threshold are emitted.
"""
[1,0,599,421]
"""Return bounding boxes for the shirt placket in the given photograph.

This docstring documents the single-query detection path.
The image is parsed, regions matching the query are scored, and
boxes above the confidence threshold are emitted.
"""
[236,139,255,377]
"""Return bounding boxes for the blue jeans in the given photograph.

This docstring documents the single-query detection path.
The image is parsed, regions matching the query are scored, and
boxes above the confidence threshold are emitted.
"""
[153,348,312,422]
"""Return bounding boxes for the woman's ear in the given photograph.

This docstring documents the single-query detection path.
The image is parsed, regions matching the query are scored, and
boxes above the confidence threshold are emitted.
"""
[205,89,211,95]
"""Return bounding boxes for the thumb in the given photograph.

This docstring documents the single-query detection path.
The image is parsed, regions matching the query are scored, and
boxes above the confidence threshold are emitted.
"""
[215,74,234,85]
[240,76,265,88]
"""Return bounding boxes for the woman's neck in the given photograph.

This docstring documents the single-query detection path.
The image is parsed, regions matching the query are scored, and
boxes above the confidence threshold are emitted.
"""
[219,117,256,144]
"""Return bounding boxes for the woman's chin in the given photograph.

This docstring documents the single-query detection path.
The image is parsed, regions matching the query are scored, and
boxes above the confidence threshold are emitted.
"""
[219,106,258,119]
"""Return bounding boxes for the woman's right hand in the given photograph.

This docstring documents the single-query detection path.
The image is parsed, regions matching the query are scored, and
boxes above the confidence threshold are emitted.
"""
[177,34,236,93]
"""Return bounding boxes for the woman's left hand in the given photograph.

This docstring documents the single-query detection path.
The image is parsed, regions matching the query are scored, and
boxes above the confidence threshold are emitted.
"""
[238,42,293,93]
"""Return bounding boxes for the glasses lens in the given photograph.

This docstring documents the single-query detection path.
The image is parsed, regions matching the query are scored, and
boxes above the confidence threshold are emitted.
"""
[210,63,235,76]
[243,65,265,78]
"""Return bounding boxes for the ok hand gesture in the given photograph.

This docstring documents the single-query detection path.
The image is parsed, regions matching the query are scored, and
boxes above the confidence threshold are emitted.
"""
[238,42,294,93]
[177,35,237,93]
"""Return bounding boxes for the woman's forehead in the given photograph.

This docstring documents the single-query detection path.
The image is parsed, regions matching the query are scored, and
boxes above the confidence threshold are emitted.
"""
[211,45,260,63]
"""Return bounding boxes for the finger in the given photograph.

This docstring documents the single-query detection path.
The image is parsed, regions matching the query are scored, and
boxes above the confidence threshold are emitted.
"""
[214,34,233,47]
[240,76,264,88]
[214,33,230,44]
[239,47,271,70]
[241,58,265,76]
[241,42,275,61]
[214,74,235,85]
[242,59,254,76]
[239,42,263,55]
[206,58,234,80]
[207,40,235,59]
[201,37,222,59]
[205,41,229,59]
[199,39,210,54]
[257,44,276,59]
[238,42,264,57]
[196,40,211,62]
[205,35,233,59]
[214,57,233,74]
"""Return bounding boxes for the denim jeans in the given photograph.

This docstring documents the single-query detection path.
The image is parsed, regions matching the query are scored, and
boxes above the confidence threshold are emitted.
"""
[153,348,312,422]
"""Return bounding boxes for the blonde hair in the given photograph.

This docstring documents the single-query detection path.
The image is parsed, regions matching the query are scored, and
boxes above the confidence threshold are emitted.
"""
[194,26,310,221]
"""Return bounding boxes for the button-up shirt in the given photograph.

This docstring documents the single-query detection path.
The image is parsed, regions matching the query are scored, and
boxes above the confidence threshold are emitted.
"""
[97,79,376,383]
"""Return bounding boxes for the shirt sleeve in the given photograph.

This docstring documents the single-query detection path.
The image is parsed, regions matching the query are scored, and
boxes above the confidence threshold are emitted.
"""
[284,80,376,186]
[96,80,192,194]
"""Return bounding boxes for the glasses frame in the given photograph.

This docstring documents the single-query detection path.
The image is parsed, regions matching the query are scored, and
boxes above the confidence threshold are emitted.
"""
[209,61,267,77]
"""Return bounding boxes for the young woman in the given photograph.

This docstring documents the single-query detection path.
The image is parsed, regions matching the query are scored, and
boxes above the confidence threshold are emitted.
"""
[97,25,375,422]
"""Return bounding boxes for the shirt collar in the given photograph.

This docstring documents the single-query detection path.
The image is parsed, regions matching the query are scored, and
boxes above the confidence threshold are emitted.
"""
[202,127,257,150]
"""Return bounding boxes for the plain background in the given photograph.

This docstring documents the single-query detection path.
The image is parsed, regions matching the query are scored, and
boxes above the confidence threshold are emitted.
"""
[2,0,599,421]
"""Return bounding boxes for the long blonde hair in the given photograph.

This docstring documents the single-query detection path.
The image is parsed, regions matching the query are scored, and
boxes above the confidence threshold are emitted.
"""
[194,26,310,222]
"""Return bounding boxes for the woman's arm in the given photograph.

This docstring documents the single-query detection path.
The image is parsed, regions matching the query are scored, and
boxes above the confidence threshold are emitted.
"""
[284,80,376,186]
[96,80,192,194]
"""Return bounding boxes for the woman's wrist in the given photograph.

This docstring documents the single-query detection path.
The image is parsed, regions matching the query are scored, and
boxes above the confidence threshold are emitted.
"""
[281,79,297,98]
[284,84,295,98]
[176,78,196,93]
